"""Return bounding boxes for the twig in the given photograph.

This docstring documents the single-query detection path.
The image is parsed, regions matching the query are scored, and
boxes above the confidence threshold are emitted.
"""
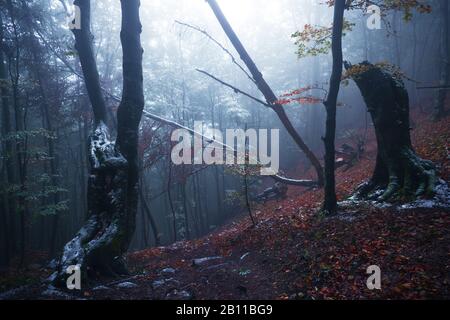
[175,20,256,85]
[196,69,270,107]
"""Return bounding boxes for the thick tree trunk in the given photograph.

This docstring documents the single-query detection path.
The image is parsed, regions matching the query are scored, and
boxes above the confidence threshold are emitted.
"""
[345,62,437,202]
[322,0,345,215]
[113,0,145,262]
[51,0,144,285]
[206,0,324,186]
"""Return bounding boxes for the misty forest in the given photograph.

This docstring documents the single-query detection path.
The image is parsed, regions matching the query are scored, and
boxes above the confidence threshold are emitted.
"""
[0,0,449,300]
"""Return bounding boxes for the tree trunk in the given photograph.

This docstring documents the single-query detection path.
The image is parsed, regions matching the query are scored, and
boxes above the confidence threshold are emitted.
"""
[433,0,449,120]
[244,127,256,226]
[22,2,62,256]
[345,62,437,202]
[139,178,161,246]
[181,182,191,240]
[52,0,144,285]
[6,0,29,267]
[0,18,13,266]
[167,163,177,242]
[322,0,345,215]
[113,0,145,263]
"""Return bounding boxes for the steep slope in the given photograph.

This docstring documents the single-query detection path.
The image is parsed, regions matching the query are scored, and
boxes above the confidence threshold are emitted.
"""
[120,111,450,300]
[1,111,449,300]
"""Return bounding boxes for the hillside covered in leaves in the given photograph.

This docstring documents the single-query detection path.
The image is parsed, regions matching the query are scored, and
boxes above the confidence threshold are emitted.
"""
[1,110,448,300]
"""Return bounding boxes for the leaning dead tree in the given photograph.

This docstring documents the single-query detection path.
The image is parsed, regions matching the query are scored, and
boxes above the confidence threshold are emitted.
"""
[345,61,437,202]
[51,0,144,285]
[197,0,324,187]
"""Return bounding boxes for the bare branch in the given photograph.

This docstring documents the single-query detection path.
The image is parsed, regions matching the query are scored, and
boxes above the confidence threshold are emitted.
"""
[175,20,256,85]
[196,69,270,107]
[272,175,318,187]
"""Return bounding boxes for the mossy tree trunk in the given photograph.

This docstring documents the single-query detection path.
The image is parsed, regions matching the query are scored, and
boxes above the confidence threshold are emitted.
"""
[51,0,144,286]
[345,62,437,202]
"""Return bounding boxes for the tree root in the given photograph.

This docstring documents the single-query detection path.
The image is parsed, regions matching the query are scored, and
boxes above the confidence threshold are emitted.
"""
[351,148,437,203]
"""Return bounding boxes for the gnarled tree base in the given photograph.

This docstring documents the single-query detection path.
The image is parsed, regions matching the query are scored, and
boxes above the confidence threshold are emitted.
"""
[50,123,131,287]
[351,148,437,202]
[346,61,437,202]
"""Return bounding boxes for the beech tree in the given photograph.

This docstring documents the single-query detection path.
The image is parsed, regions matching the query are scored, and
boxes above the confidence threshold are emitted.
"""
[345,61,437,201]
[51,0,144,284]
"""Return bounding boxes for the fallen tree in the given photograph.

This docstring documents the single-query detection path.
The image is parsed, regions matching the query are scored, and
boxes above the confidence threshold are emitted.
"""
[345,61,437,202]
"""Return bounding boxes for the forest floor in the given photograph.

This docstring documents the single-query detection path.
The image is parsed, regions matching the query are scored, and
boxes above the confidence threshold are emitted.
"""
[1,110,449,300]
